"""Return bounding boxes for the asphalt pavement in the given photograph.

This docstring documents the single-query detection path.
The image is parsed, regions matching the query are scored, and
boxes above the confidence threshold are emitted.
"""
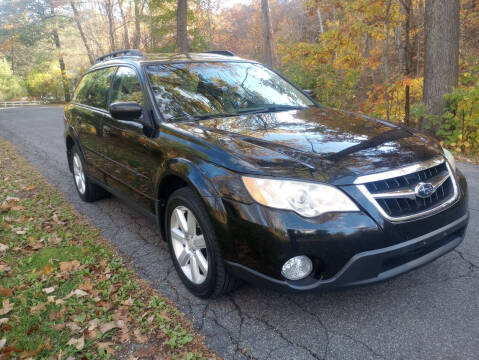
[1,106,479,360]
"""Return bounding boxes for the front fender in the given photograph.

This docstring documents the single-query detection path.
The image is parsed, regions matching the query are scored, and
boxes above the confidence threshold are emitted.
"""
[153,158,239,262]
[154,158,219,199]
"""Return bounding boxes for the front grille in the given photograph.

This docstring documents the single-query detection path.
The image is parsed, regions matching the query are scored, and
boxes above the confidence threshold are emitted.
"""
[358,159,457,220]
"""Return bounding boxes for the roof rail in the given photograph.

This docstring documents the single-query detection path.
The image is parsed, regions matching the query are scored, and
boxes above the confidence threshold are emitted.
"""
[205,50,235,57]
[95,49,144,64]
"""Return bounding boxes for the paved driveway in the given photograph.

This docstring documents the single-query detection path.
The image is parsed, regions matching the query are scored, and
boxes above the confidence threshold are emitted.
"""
[1,106,479,360]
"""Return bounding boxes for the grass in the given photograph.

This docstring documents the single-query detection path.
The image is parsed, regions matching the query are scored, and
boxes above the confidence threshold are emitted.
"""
[0,137,217,359]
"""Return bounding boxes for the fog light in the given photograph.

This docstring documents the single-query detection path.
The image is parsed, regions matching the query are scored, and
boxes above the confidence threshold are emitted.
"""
[281,256,313,280]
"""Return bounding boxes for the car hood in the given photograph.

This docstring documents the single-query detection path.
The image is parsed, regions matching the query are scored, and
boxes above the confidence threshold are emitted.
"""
[173,106,443,184]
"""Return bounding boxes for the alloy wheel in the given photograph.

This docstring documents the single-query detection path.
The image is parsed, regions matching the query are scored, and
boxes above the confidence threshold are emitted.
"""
[170,206,208,285]
[73,153,86,194]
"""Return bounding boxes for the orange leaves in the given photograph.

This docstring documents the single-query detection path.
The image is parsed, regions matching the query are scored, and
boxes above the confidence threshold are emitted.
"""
[59,259,81,273]
[42,264,54,276]
[0,287,13,297]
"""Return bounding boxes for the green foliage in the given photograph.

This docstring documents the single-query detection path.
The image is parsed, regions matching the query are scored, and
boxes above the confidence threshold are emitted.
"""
[0,58,26,100]
[411,86,479,154]
[26,62,65,100]
[279,43,360,109]
[438,87,479,154]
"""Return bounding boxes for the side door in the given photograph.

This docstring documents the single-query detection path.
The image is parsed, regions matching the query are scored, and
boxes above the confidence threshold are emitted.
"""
[72,67,116,181]
[101,66,157,210]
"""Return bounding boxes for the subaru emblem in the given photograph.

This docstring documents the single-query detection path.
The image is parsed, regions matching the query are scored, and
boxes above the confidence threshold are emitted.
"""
[415,182,435,198]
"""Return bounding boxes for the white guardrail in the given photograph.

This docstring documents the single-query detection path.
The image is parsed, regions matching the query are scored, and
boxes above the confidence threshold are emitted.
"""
[0,100,44,108]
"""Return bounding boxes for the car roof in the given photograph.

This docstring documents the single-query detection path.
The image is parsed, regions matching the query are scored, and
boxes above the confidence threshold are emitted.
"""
[88,52,255,72]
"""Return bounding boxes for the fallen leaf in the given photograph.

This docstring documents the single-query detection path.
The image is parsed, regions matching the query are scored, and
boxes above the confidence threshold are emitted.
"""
[0,264,11,272]
[26,324,39,335]
[97,342,115,355]
[79,280,93,292]
[67,335,85,350]
[120,297,134,306]
[47,235,62,245]
[99,321,121,334]
[42,286,57,294]
[30,302,46,315]
[0,243,8,252]
[22,185,37,191]
[66,322,81,332]
[64,289,88,299]
[0,299,13,315]
[5,196,20,202]
[0,338,5,350]
[47,296,55,303]
[42,264,54,276]
[53,323,66,331]
[0,318,8,325]
[88,318,101,331]
[0,287,13,297]
[59,260,81,273]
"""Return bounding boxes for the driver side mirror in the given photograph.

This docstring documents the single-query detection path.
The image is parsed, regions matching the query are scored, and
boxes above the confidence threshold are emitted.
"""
[303,89,315,98]
[109,102,142,121]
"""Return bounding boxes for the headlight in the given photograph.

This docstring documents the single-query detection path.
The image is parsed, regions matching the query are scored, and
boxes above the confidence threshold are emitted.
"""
[242,177,359,217]
[442,147,456,172]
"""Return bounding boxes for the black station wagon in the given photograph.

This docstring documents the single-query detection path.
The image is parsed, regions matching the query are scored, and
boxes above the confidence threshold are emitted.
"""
[64,49,469,298]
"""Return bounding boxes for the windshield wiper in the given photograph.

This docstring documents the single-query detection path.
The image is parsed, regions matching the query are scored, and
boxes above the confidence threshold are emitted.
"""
[174,105,307,122]
[191,112,239,120]
[236,104,306,115]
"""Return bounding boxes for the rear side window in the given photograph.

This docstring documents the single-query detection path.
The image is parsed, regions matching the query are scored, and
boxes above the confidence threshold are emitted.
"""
[110,67,144,106]
[73,67,116,109]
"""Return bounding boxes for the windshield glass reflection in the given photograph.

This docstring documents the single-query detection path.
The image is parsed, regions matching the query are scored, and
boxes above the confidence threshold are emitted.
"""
[145,61,314,121]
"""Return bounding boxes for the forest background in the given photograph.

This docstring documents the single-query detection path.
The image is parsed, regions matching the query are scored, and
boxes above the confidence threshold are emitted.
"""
[0,0,478,156]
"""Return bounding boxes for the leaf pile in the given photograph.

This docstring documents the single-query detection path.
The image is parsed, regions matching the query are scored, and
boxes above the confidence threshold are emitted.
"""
[0,137,217,359]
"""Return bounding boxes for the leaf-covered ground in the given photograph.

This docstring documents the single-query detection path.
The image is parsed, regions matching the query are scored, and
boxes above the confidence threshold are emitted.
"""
[0,137,217,359]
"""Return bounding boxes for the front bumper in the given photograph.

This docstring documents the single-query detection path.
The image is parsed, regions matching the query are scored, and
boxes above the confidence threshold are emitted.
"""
[226,212,468,292]
[214,169,469,292]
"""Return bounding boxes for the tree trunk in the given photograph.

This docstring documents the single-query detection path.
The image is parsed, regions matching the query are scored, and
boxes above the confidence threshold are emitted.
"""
[118,0,131,49]
[52,28,71,102]
[261,0,274,67]
[423,0,460,120]
[364,33,370,58]
[317,3,324,35]
[383,0,392,122]
[403,0,412,126]
[176,0,188,52]
[104,0,116,51]
[133,0,142,48]
[70,0,95,65]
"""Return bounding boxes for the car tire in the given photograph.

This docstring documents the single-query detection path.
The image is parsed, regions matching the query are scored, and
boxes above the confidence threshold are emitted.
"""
[71,144,107,202]
[166,187,240,298]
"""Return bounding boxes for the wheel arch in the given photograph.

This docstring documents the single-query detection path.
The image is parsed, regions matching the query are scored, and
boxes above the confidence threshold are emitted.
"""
[154,158,221,241]
[65,126,84,173]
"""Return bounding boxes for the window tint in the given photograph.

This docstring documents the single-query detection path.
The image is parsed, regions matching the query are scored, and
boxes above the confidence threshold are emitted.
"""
[74,67,116,109]
[110,67,144,105]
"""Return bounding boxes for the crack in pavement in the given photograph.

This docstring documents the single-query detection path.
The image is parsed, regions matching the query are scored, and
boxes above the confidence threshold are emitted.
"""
[2,107,479,360]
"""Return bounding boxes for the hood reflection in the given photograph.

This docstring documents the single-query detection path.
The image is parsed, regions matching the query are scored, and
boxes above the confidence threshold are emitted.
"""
[175,106,443,181]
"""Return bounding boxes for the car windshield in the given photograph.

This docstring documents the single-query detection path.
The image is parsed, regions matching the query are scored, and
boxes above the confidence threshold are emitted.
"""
[145,61,314,122]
